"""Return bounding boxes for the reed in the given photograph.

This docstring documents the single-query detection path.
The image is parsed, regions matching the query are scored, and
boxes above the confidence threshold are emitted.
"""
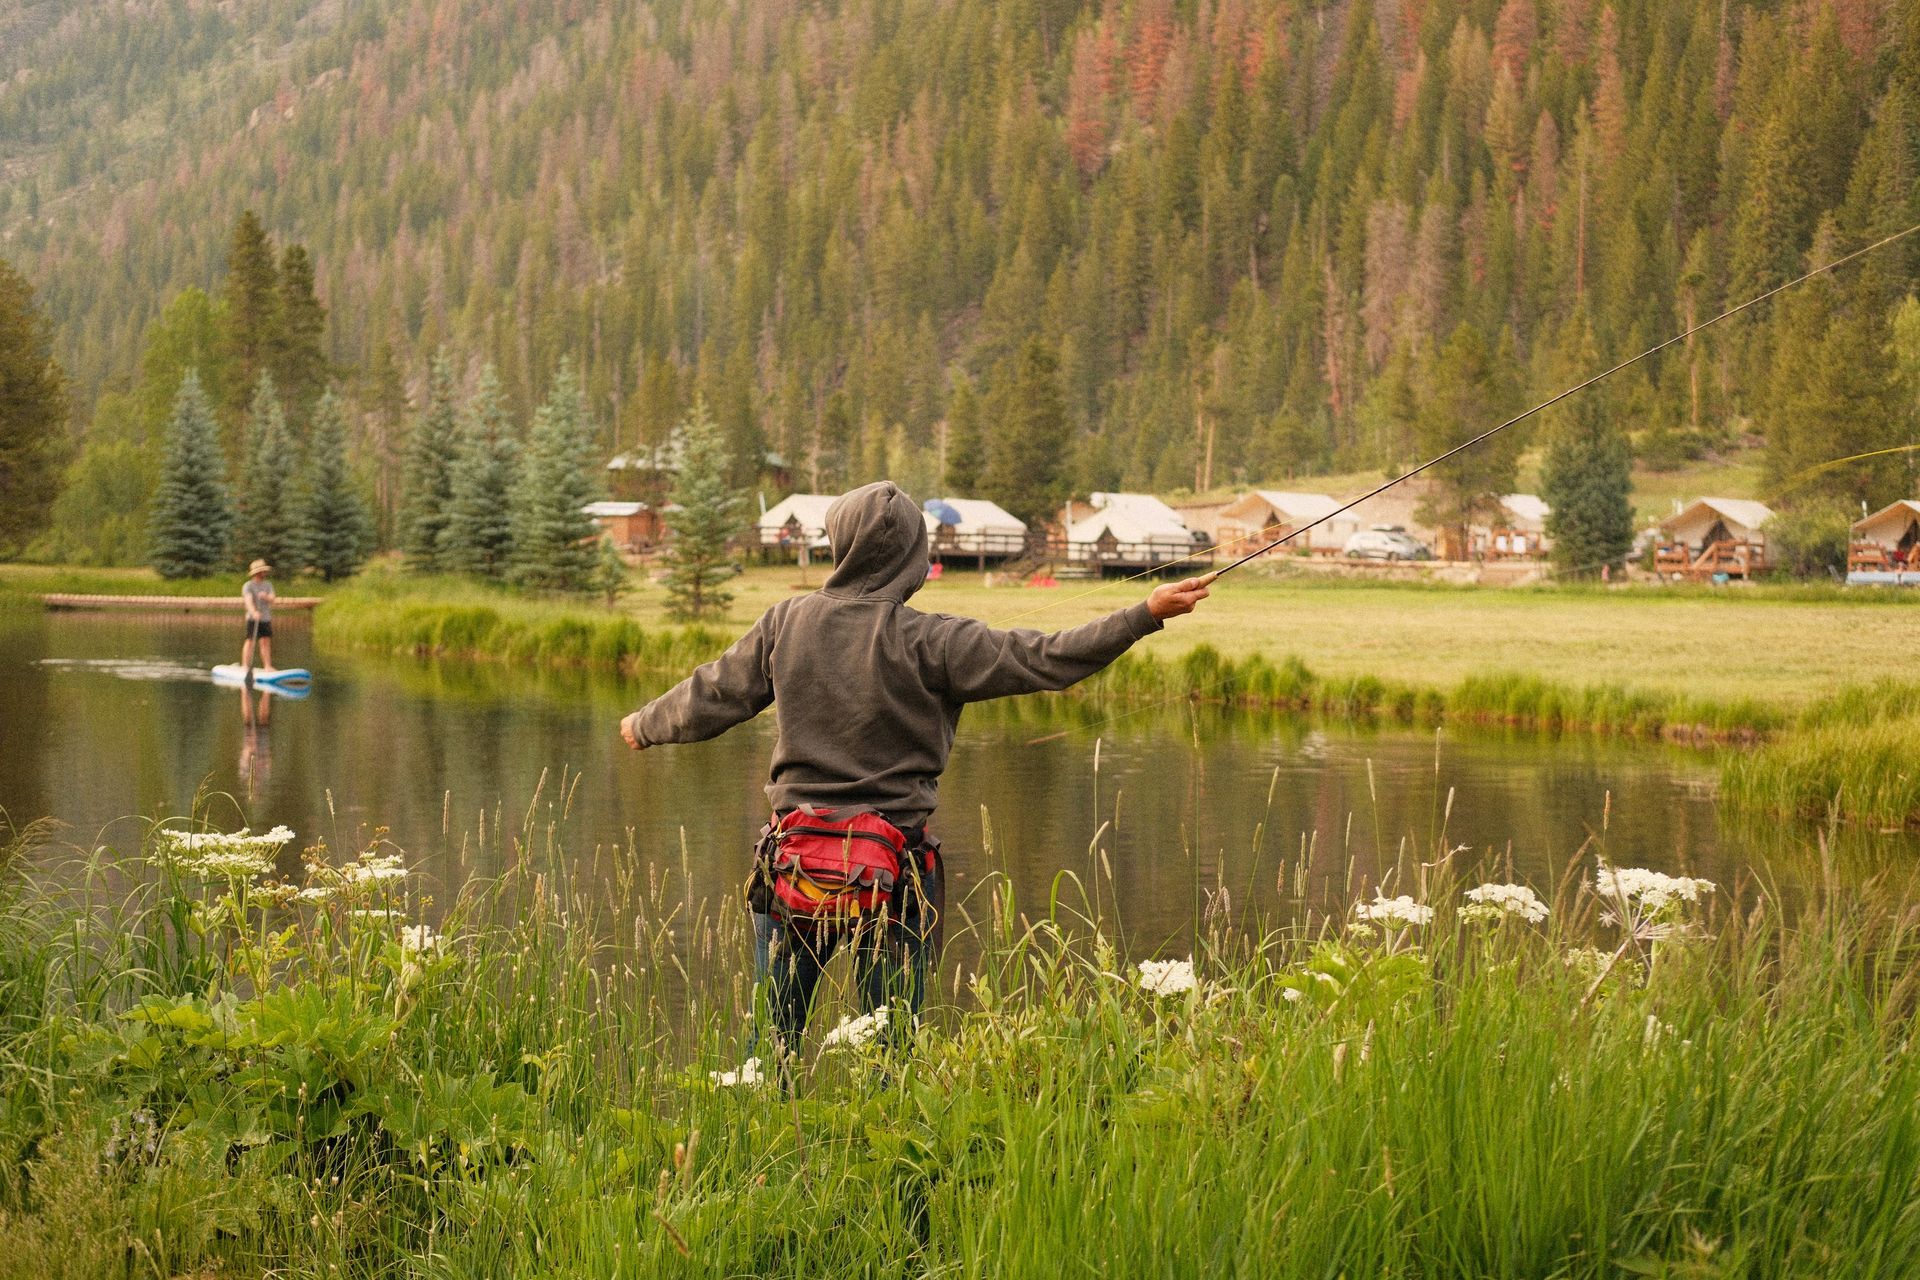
[1721,714,1920,829]
[3,793,1919,1278]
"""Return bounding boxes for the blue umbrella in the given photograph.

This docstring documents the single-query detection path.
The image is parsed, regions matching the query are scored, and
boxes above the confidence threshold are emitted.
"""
[924,498,963,526]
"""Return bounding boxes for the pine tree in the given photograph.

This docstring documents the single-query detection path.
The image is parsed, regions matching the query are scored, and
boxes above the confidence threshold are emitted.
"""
[271,243,329,424]
[1541,408,1634,576]
[944,379,986,494]
[509,358,600,591]
[291,390,372,581]
[1413,325,1523,555]
[661,396,743,621]
[0,255,70,557]
[441,364,519,578]
[400,350,459,572]
[983,338,1072,529]
[218,212,279,427]
[148,370,234,579]
[594,535,631,609]
[233,372,301,574]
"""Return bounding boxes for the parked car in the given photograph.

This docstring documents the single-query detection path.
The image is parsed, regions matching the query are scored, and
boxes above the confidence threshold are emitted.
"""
[1343,527,1433,561]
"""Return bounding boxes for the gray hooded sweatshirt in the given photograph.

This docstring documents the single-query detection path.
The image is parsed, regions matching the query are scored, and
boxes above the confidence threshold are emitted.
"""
[627,480,1163,825]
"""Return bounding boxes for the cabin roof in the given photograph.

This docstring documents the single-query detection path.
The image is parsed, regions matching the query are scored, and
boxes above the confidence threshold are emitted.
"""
[582,500,647,518]
[1659,497,1775,534]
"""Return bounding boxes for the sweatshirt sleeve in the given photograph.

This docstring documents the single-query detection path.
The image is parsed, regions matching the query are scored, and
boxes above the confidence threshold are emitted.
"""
[930,601,1163,703]
[628,610,777,747]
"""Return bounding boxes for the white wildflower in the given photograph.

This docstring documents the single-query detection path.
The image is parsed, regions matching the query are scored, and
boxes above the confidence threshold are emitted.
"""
[821,1006,890,1050]
[1461,882,1550,924]
[343,853,408,886]
[398,925,442,953]
[1353,894,1433,927]
[709,1057,765,1088]
[1136,957,1197,997]
[1594,863,1716,913]
[296,886,335,903]
[1280,986,1303,1003]
[350,908,404,922]
[151,825,296,880]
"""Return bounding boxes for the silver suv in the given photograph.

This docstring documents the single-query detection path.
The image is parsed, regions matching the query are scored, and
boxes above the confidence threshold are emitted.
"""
[1342,527,1433,561]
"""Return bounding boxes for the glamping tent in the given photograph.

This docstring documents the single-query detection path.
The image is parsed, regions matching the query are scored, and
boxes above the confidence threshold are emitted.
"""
[1214,491,1344,555]
[1655,498,1773,579]
[1064,493,1209,571]
[922,498,1028,562]
[1471,494,1552,560]
[1848,499,1920,583]
[755,494,837,555]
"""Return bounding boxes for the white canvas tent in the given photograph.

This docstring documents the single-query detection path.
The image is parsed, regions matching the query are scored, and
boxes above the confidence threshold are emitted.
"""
[756,493,836,551]
[1848,499,1920,583]
[923,497,1028,558]
[1065,493,1204,566]
[1215,491,1343,554]
[1658,497,1773,551]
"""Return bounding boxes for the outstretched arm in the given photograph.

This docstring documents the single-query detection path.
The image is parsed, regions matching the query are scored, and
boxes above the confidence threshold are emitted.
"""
[621,612,776,749]
[933,573,1214,703]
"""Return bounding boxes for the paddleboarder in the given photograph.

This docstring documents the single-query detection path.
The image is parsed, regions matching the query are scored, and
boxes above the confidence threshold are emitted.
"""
[619,480,1212,1065]
[241,559,277,676]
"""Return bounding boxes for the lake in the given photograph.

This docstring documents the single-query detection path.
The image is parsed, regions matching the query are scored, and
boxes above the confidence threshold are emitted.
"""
[0,608,1900,952]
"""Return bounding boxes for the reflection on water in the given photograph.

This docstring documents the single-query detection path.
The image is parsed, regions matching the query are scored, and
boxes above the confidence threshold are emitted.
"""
[1,609,1910,951]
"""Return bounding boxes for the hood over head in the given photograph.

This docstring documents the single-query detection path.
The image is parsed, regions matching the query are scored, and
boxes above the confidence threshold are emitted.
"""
[824,481,929,601]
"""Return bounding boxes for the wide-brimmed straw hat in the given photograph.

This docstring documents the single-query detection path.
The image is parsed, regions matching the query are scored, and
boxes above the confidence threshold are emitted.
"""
[247,559,272,576]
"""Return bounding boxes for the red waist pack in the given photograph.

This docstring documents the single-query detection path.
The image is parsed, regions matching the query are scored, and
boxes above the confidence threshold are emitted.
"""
[764,806,909,922]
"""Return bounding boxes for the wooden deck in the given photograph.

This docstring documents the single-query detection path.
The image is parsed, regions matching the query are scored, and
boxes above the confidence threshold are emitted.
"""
[41,594,323,612]
[1653,540,1767,581]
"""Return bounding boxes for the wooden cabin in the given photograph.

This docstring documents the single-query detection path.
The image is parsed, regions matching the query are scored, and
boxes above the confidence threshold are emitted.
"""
[1064,493,1212,574]
[582,501,657,552]
[1214,491,1343,556]
[1848,500,1920,583]
[1655,498,1773,580]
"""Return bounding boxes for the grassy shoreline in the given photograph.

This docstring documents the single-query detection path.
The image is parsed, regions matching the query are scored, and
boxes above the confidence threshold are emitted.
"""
[4,810,1918,1277]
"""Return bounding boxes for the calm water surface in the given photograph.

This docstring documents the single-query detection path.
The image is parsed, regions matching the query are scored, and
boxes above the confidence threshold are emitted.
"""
[0,610,1902,949]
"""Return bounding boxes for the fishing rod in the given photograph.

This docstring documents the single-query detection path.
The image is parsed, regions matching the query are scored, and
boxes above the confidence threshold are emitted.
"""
[1203,219,1920,580]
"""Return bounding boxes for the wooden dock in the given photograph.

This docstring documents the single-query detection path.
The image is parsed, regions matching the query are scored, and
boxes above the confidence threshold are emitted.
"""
[40,594,323,612]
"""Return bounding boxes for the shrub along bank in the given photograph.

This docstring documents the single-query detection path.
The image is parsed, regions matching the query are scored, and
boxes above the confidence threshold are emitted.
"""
[2,812,1917,1277]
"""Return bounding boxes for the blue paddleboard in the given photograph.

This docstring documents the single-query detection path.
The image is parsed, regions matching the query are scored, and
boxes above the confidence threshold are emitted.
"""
[211,664,313,689]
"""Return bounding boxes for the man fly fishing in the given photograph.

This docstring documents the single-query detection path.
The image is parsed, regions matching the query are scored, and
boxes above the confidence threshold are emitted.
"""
[619,480,1212,1064]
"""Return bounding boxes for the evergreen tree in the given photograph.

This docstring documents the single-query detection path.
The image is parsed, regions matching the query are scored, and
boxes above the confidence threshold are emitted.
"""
[147,370,233,579]
[594,535,631,609]
[271,243,329,424]
[218,212,279,427]
[509,358,600,591]
[1541,409,1634,576]
[944,378,986,494]
[983,338,1072,529]
[1413,325,1524,555]
[291,390,372,581]
[233,372,302,574]
[661,396,743,621]
[0,255,70,557]
[400,350,459,571]
[441,364,519,578]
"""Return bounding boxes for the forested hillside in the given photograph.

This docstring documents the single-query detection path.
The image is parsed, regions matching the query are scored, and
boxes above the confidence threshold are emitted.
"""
[3,0,1918,520]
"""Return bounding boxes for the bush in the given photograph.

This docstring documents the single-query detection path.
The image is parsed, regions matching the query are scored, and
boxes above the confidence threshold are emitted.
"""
[1766,506,1851,580]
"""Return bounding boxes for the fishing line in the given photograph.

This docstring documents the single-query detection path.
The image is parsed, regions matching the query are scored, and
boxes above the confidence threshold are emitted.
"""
[997,219,1920,628]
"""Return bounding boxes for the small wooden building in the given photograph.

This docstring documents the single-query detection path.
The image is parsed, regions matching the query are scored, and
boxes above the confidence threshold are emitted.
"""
[1848,499,1920,583]
[1214,490,1343,556]
[582,501,657,551]
[1655,498,1773,580]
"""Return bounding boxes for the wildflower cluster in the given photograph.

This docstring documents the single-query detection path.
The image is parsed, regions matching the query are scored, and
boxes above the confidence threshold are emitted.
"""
[822,1006,889,1051]
[1353,894,1433,928]
[1594,863,1716,913]
[151,825,295,880]
[1136,957,1197,997]
[298,848,411,903]
[1461,882,1550,924]
[709,1057,765,1088]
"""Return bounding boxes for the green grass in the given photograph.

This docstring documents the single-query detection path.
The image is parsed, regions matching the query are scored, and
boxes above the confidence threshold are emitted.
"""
[0,562,337,599]
[4,800,1920,1277]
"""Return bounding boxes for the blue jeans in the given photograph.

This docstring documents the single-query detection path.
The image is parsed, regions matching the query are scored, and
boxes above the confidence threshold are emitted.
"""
[750,853,943,1057]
